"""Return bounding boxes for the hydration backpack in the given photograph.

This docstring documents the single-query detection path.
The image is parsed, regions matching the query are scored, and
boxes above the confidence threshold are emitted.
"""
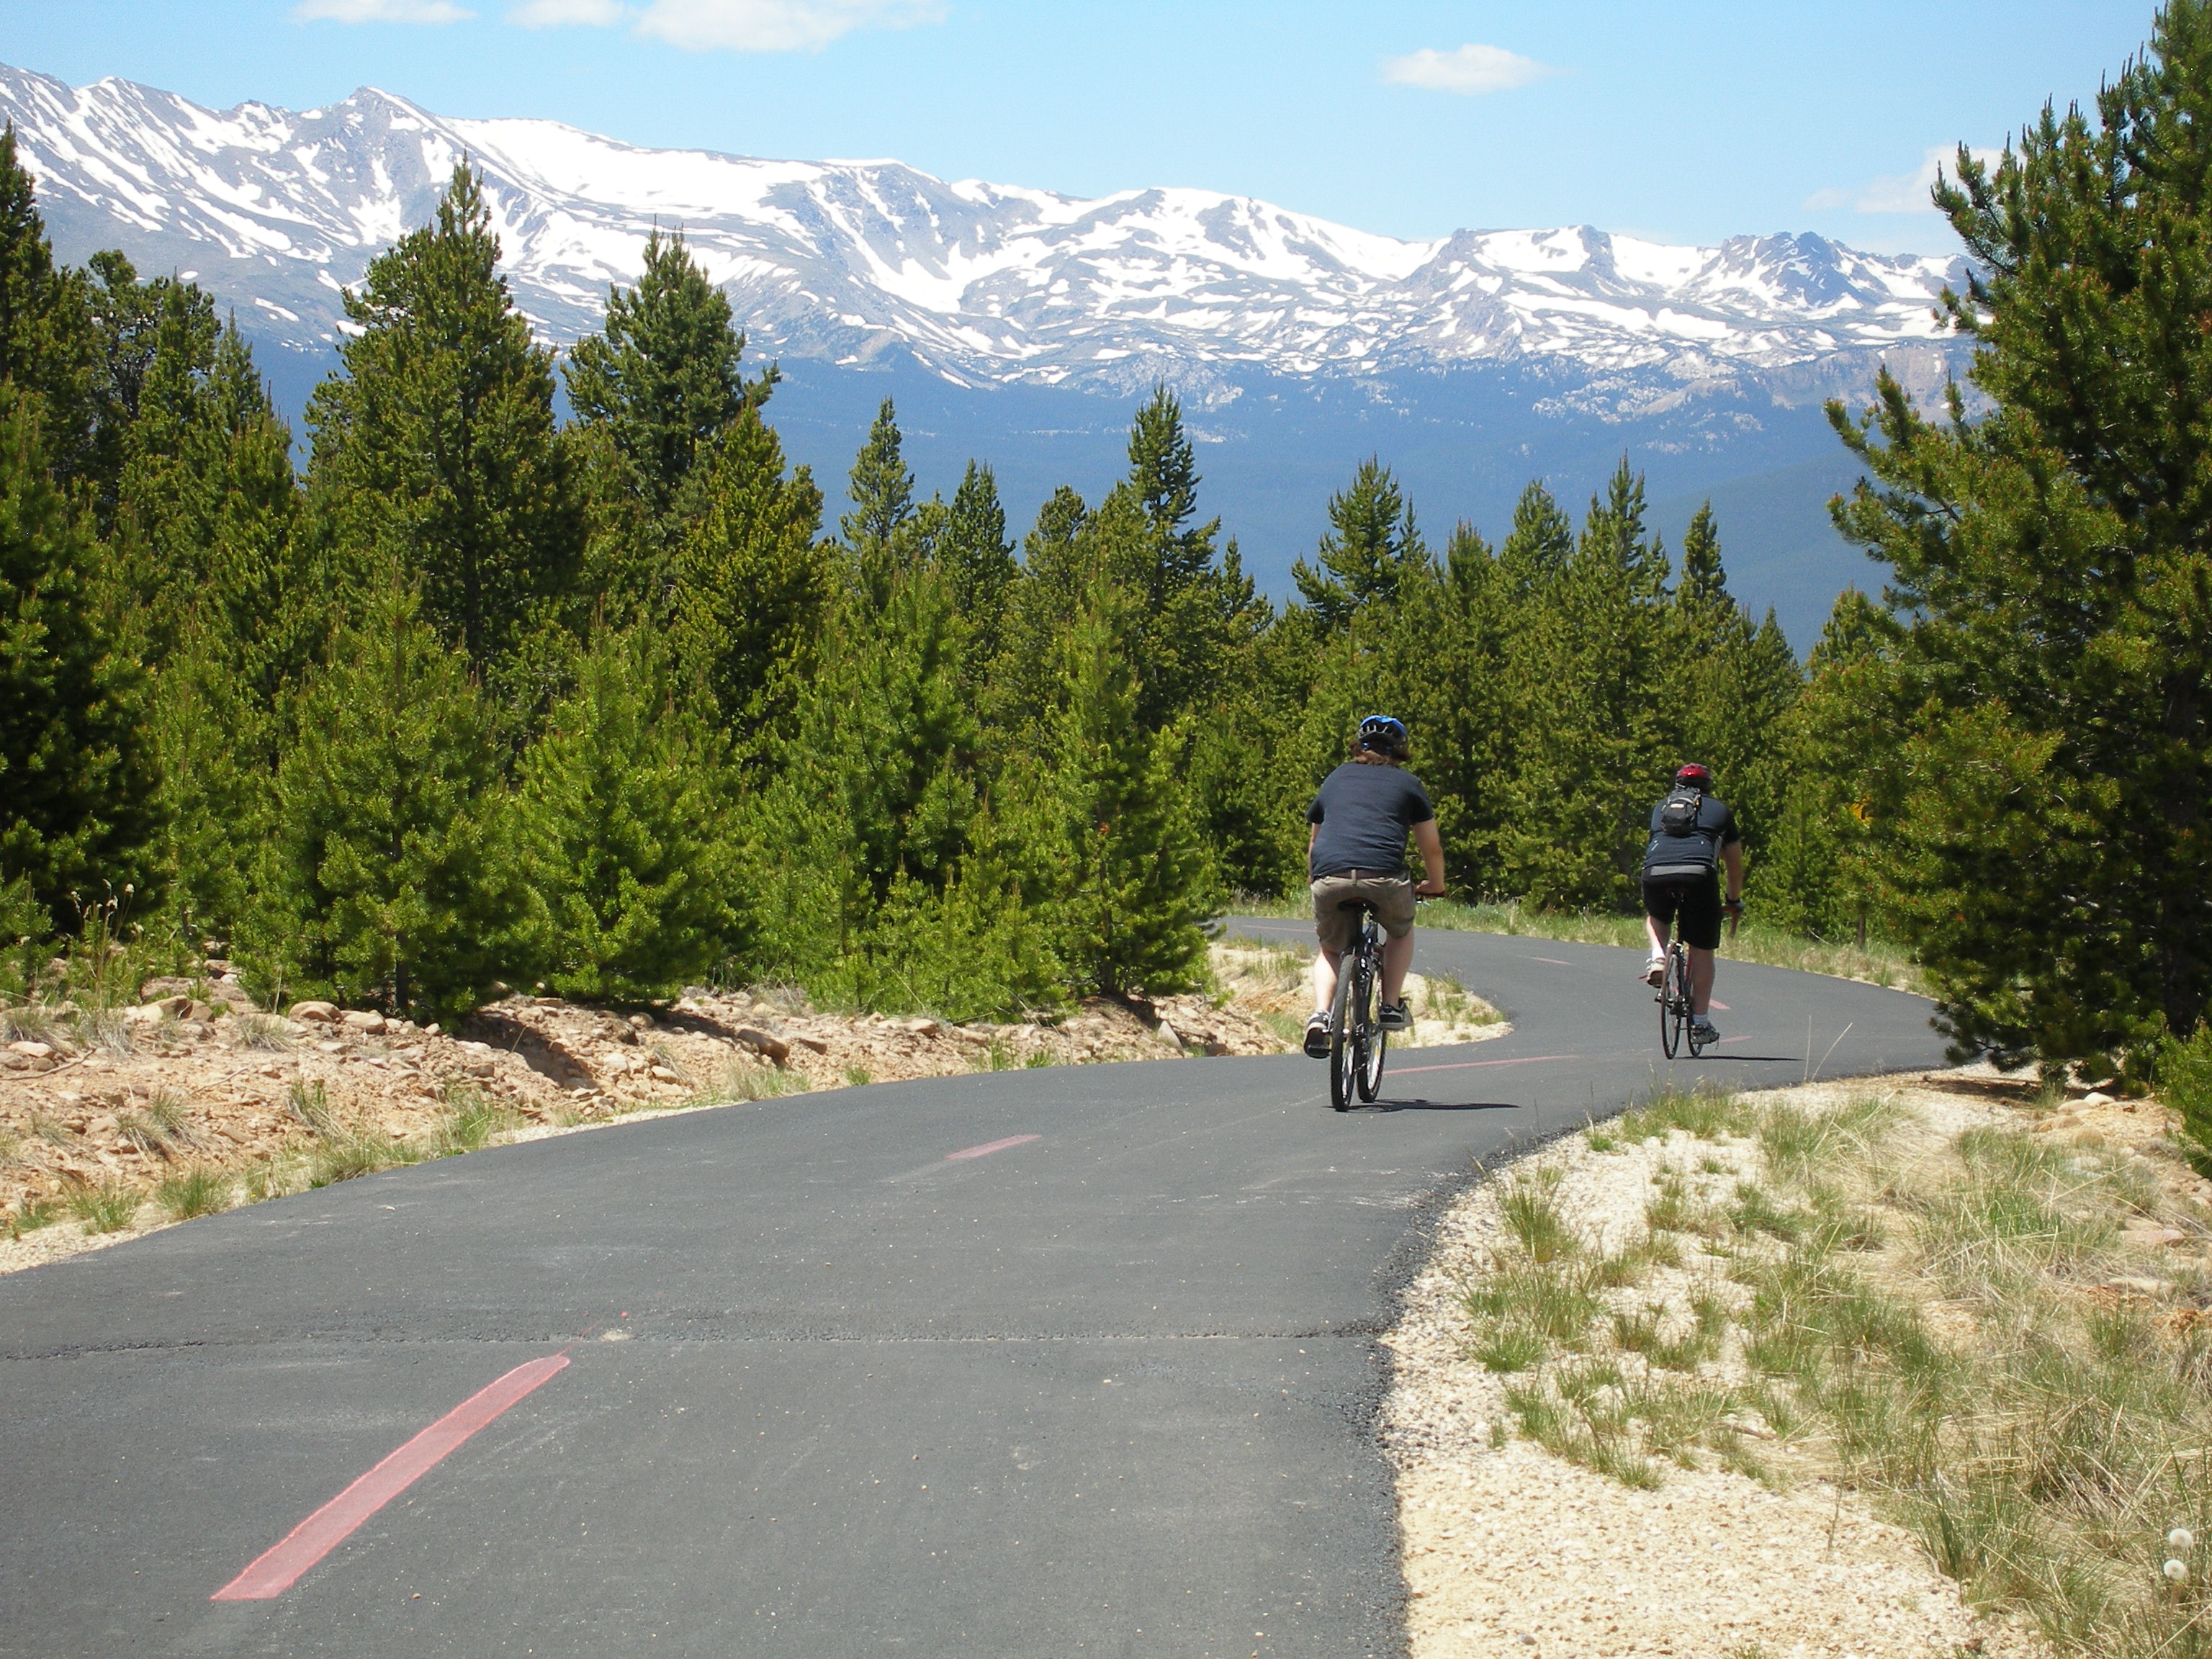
[1658,788,1703,838]
[1643,788,1719,883]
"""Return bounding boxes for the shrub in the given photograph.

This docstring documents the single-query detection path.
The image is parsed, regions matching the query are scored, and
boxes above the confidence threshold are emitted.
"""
[2159,1022,2212,1151]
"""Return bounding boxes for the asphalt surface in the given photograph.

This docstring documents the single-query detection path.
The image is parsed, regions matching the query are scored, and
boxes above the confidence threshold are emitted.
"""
[0,924,1946,1658]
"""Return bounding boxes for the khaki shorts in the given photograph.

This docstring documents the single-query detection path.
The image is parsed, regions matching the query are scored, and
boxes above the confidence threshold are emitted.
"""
[1311,871,1417,953]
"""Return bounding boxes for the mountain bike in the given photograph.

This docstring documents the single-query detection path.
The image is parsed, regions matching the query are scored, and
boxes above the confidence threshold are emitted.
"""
[1327,899,1390,1111]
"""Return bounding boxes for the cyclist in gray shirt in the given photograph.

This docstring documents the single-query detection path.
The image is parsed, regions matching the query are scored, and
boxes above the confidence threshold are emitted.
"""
[1303,715,1447,1058]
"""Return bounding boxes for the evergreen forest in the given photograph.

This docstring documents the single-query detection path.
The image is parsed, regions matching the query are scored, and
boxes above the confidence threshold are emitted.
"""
[5,1,2212,1088]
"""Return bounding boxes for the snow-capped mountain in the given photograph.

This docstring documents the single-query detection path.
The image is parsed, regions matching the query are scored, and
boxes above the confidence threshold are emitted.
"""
[0,61,1966,410]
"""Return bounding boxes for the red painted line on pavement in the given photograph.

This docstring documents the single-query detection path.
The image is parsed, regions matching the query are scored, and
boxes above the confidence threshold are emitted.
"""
[1388,1053,1578,1076]
[946,1133,1042,1161]
[212,1354,570,1601]
[1529,956,1571,966]
[1710,1001,1731,1012]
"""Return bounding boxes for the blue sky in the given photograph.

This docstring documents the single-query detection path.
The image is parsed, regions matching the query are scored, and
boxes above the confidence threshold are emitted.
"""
[0,1,2151,255]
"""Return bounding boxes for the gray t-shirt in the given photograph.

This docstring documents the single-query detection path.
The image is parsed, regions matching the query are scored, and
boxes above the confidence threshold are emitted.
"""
[1307,762,1434,880]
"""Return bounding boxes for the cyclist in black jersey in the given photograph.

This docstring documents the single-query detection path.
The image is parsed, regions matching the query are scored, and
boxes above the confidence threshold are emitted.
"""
[1638,763,1743,1048]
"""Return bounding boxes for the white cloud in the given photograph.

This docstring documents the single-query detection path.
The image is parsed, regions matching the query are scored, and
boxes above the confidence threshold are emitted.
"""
[296,0,475,20]
[508,0,626,22]
[1806,144,1999,215]
[1381,43,1555,96]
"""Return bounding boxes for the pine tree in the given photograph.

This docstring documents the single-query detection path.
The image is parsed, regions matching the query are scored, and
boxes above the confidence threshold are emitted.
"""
[114,307,306,688]
[306,163,580,675]
[0,391,158,930]
[1825,3,2212,1066]
[814,562,977,911]
[1048,575,1218,997]
[989,484,1090,730]
[147,625,270,942]
[1661,503,1803,854]
[249,586,526,1018]
[1102,387,1249,729]
[514,629,734,1001]
[1503,467,1668,908]
[1369,521,1513,890]
[565,228,768,519]
[1497,480,1576,598]
[0,129,93,482]
[841,397,916,600]
[670,408,830,746]
[940,460,1017,669]
[1291,457,1426,631]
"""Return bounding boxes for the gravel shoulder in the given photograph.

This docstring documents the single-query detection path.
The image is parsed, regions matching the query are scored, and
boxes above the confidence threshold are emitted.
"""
[1381,1070,2212,1659]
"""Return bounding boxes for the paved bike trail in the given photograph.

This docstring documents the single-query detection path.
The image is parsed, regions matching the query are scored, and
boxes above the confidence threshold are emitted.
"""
[0,926,1943,1658]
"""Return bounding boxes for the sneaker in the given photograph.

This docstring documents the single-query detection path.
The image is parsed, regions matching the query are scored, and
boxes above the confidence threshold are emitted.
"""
[1303,1011,1332,1058]
[1378,1002,1412,1032]
[1690,1017,1719,1045]
[1642,955,1666,989]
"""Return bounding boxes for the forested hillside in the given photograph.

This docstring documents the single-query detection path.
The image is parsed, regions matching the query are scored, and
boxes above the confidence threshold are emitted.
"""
[6,0,2212,1092]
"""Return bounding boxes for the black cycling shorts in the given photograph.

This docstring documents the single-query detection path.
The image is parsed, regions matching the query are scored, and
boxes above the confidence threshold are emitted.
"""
[1643,873,1723,952]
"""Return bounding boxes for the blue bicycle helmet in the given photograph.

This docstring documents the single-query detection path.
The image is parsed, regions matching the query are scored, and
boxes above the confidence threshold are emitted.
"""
[1357,714,1409,758]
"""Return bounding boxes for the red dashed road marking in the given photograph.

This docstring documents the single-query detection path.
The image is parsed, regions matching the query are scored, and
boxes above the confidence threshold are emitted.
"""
[212,1354,570,1601]
[946,1134,1042,1161]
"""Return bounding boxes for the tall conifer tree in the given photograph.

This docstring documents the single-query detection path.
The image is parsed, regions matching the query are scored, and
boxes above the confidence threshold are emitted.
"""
[306,164,579,674]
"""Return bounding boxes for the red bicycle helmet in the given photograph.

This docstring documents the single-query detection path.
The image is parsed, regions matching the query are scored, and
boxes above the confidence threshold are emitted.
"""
[1675,763,1714,790]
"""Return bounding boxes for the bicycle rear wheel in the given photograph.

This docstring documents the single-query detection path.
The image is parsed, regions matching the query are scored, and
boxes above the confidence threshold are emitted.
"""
[1328,944,1357,1111]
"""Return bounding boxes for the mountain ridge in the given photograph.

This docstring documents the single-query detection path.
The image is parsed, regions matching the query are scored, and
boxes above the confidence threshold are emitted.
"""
[0,60,1969,410]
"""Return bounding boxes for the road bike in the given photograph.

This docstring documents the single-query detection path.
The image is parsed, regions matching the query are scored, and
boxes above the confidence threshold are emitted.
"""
[1327,899,1390,1111]
[1656,937,1707,1059]
[1656,904,1737,1060]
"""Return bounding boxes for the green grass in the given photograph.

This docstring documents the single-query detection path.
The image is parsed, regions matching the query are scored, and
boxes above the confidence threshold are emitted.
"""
[286,1076,338,1136]
[696,1061,810,1105]
[66,1180,141,1233]
[426,1089,524,1156]
[1618,1084,1754,1143]
[154,1166,231,1220]
[307,1130,418,1187]
[1497,1167,1578,1263]
[5,1193,60,1238]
